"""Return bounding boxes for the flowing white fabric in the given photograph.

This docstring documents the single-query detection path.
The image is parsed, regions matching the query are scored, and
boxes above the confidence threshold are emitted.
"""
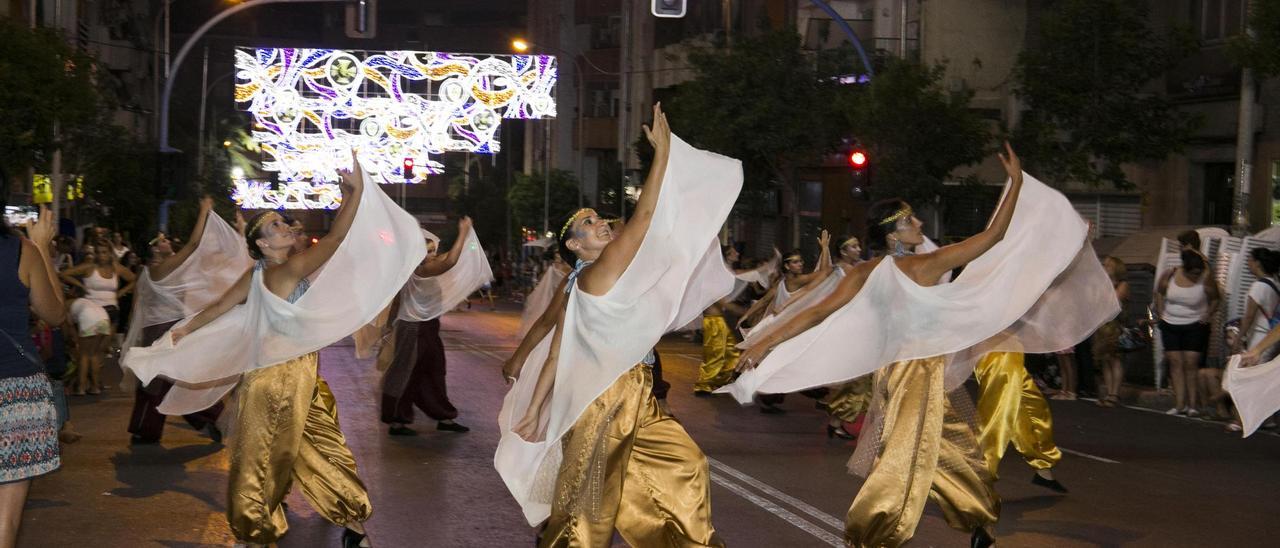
[397,230,494,322]
[518,264,568,338]
[1224,355,1280,437]
[122,173,427,415]
[121,213,252,359]
[741,268,846,346]
[495,134,741,525]
[721,173,1119,402]
[729,252,779,301]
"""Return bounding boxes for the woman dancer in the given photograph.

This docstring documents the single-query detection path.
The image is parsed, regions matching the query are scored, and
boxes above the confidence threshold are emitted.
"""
[497,105,734,546]
[693,245,767,396]
[818,236,873,439]
[61,244,135,394]
[124,154,425,548]
[381,217,490,436]
[1154,249,1220,416]
[731,144,1117,547]
[124,196,251,444]
[0,207,64,547]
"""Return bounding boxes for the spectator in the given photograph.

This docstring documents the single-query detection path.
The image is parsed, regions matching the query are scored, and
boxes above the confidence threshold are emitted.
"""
[1154,250,1220,417]
[59,244,136,395]
[1176,229,1201,253]
[109,231,130,259]
[1093,257,1130,407]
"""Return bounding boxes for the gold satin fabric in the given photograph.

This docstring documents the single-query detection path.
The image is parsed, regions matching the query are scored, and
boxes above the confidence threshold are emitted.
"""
[694,315,739,393]
[974,352,1062,477]
[845,357,999,547]
[542,364,723,548]
[227,352,372,544]
[823,375,872,423]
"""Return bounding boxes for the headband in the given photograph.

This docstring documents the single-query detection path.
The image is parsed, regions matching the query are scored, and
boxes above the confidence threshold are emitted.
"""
[559,208,594,240]
[840,237,860,249]
[784,253,803,262]
[248,211,283,237]
[878,206,914,226]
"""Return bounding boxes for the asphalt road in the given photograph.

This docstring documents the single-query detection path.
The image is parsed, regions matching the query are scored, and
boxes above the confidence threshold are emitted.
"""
[20,305,1280,547]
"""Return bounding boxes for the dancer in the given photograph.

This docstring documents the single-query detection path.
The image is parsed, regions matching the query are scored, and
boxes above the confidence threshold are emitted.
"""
[123,196,251,444]
[730,143,1117,547]
[819,236,874,440]
[693,245,759,396]
[382,218,491,435]
[973,352,1066,492]
[496,104,736,546]
[60,242,136,394]
[124,154,425,547]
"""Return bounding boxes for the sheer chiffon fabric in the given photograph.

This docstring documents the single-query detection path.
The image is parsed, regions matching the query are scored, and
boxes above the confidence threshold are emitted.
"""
[1224,354,1280,436]
[122,171,427,415]
[518,265,568,339]
[397,229,493,322]
[720,173,1119,403]
[495,134,741,525]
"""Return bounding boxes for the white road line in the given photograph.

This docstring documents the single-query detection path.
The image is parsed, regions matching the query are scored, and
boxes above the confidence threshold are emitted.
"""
[706,457,845,532]
[709,472,844,547]
[1060,447,1120,464]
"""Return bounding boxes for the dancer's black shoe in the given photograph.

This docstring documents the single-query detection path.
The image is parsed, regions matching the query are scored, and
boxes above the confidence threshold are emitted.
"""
[205,424,223,444]
[1031,473,1069,493]
[827,425,856,440]
[970,526,994,548]
[437,421,470,433]
[342,527,368,548]
[388,425,417,436]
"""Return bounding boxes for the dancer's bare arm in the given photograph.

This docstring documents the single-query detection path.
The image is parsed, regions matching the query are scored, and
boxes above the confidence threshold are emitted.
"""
[899,142,1023,286]
[417,217,473,277]
[503,276,571,381]
[738,284,778,329]
[170,269,253,343]
[151,195,214,281]
[578,103,671,296]
[737,259,879,371]
[272,151,364,292]
[788,231,833,288]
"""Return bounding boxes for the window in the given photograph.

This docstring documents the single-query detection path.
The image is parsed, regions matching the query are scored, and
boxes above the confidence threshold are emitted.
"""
[589,16,621,49]
[585,82,619,118]
[1191,0,1245,43]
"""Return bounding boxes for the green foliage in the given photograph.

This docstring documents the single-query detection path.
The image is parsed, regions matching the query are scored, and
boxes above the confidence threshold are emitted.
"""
[76,126,156,245]
[1230,1,1280,77]
[1013,0,1198,188]
[446,156,513,252]
[0,18,102,177]
[666,31,845,189]
[506,169,583,235]
[840,58,990,204]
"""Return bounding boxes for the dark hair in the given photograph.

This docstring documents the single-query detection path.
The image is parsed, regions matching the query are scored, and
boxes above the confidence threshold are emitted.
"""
[1180,249,1205,272]
[245,211,278,260]
[865,198,910,257]
[1177,230,1201,250]
[556,210,584,264]
[1251,248,1280,276]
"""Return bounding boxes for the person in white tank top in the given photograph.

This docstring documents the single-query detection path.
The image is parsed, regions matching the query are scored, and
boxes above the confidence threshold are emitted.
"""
[1155,250,1220,417]
[60,243,136,395]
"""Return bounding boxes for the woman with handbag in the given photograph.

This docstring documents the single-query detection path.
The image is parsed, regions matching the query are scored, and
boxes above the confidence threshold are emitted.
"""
[1093,256,1131,407]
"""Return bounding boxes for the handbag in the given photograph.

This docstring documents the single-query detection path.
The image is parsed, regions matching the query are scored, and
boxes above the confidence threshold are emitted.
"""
[1117,324,1151,352]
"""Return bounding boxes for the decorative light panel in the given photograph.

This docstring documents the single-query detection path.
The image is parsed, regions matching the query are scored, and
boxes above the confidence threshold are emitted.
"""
[232,179,342,210]
[235,47,557,185]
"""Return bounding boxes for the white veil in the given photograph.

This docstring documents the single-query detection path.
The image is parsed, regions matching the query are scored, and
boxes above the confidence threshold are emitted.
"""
[122,172,427,415]
[397,229,494,322]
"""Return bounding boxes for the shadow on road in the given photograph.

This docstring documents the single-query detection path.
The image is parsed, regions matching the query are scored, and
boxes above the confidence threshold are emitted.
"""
[109,442,226,510]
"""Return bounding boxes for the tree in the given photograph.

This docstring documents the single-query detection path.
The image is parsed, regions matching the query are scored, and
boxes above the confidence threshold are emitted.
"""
[1013,0,1199,188]
[506,169,583,237]
[840,58,990,204]
[1230,0,1280,77]
[447,155,514,255]
[666,31,847,246]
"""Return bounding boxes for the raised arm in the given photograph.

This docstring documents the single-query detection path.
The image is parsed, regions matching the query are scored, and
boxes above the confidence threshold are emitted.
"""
[20,207,66,325]
[169,268,253,344]
[906,142,1024,285]
[503,276,571,382]
[737,283,778,329]
[275,151,365,289]
[151,195,214,281]
[737,259,879,371]
[417,217,473,278]
[578,103,672,295]
[789,231,833,287]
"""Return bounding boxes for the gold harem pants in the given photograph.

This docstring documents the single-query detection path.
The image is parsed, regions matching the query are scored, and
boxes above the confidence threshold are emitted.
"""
[846,357,999,547]
[227,353,372,544]
[823,375,873,423]
[542,364,723,547]
[694,315,738,393]
[974,352,1062,477]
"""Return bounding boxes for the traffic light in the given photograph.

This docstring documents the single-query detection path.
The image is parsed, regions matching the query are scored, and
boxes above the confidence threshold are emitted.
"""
[403,157,414,180]
[345,0,377,39]
[849,148,870,199]
[651,0,686,18]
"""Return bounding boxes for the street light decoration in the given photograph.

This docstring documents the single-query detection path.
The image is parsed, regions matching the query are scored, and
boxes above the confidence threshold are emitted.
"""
[232,179,342,210]
[235,47,558,186]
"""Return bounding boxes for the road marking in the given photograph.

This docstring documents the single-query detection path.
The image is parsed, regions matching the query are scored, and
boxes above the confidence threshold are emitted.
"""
[1060,447,1120,464]
[707,457,845,531]
[709,472,844,547]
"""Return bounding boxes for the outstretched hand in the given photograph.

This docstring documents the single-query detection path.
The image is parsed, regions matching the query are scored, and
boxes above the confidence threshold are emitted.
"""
[642,102,671,154]
[340,148,365,196]
[25,206,56,251]
[818,229,831,249]
[736,344,770,373]
[997,141,1022,183]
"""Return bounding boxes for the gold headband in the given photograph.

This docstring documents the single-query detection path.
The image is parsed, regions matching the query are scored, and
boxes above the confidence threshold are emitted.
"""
[841,237,860,249]
[878,206,913,226]
[784,253,803,262]
[248,212,282,237]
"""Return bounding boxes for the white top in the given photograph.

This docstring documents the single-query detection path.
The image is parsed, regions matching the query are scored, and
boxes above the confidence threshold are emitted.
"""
[721,172,1119,401]
[1163,273,1208,325]
[1247,279,1280,348]
[84,269,118,308]
[122,167,427,415]
[495,134,741,526]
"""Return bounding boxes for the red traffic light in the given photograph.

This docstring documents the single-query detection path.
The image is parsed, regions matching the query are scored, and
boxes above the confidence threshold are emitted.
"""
[849,150,868,168]
[403,157,414,179]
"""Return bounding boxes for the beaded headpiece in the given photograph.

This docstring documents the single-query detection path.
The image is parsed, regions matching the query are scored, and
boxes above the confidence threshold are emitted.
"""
[248,211,283,238]
[877,206,914,226]
[840,236,860,249]
[559,208,594,240]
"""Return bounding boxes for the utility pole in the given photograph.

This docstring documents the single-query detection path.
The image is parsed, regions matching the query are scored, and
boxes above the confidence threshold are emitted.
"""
[1232,4,1257,236]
